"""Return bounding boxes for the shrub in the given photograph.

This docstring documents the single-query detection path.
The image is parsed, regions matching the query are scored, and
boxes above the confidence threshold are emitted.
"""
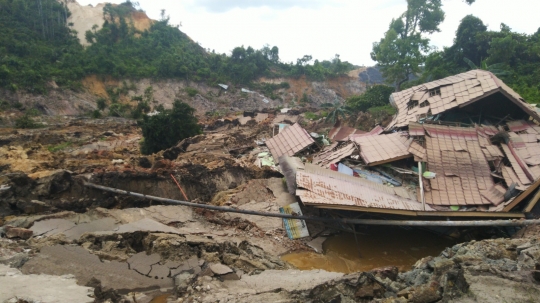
[91,110,102,118]
[97,98,107,111]
[185,87,199,97]
[346,85,394,112]
[15,114,40,129]
[26,108,41,116]
[139,99,201,155]
[304,112,318,120]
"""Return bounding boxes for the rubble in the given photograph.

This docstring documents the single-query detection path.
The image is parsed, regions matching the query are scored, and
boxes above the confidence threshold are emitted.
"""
[1,77,540,303]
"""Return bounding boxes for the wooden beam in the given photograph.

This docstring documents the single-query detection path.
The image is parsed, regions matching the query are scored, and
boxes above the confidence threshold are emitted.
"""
[305,203,524,218]
[503,177,540,212]
[524,188,540,213]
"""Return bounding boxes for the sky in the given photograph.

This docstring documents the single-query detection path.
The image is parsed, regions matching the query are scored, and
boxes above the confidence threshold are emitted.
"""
[76,0,540,66]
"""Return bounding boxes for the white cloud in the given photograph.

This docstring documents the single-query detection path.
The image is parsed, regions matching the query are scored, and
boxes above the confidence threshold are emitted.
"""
[75,0,540,66]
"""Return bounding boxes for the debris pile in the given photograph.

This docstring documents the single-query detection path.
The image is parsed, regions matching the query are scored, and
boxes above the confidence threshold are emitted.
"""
[284,70,540,218]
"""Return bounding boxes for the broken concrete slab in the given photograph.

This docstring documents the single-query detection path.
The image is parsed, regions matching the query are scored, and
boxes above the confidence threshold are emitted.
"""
[0,264,94,303]
[63,217,118,240]
[30,218,76,237]
[112,218,181,234]
[127,252,160,276]
[21,245,172,293]
[209,263,233,275]
[94,205,194,225]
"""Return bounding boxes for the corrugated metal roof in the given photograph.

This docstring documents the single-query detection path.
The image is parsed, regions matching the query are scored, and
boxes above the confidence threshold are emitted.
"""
[296,170,429,211]
[265,123,315,162]
[386,70,540,129]
[352,132,412,166]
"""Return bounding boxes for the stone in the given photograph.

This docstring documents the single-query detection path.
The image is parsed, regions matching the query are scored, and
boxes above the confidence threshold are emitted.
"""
[209,263,233,275]
[409,283,441,303]
[432,259,454,276]
[355,282,384,298]
[175,272,194,294]
[371,266,399,281]
[221,272,240,280]
[4,226,33,239]
[441,268,469,301]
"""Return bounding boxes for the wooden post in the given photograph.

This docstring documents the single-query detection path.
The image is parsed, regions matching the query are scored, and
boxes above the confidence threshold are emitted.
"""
[419,162,425,211]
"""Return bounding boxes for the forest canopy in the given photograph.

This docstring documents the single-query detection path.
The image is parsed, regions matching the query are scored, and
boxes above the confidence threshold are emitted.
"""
[0,0,354,94]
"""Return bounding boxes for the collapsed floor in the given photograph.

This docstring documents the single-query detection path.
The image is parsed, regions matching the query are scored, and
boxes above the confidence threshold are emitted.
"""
[1,114,540,302]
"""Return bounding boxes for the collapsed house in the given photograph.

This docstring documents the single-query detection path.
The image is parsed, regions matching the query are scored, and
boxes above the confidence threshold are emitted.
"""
[281,70,540,219]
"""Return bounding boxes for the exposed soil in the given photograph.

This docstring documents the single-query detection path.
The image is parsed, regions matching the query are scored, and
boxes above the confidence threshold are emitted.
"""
[1,115,539,303]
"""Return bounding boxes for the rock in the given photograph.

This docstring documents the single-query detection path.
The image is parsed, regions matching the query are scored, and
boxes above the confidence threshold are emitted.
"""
[175,272,194,294]
[431,259,454,276]
[209,263,233,275]
[409,282,441,303]
[4,226,33,239]
[221,272,241,280]
[441,268,469,301]
[112,159,124,164]
[371,266,399,281]
[355,282,384,298]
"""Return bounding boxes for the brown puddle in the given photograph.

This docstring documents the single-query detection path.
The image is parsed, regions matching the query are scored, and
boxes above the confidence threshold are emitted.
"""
[281,226,456,273]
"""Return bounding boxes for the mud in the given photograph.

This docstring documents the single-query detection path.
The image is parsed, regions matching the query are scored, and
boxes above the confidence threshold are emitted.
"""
[1,115,540,303]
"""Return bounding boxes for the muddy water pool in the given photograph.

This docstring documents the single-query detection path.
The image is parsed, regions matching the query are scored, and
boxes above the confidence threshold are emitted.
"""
[281,226,456,273]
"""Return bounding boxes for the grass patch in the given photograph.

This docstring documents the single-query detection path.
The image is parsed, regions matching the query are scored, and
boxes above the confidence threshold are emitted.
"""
[185,87,199,97]
[48,141,72,153]
[367,105,396,116]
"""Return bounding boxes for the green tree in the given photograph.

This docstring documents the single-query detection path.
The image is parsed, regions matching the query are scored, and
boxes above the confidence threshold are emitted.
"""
[346,85,395,112]
[324,102,351,124]
[139,99,201,155]
[371,0,445,91]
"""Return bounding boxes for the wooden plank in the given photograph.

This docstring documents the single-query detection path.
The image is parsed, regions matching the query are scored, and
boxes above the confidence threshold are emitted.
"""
[524,188,540,213]
[503,177,540,212]
[304,203,524,218]
[417,211,524,218]
[302,203,419,216]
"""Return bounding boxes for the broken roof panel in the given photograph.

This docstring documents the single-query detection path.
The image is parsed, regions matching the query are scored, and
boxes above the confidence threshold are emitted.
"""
[296,169,429,211]
[423,124,494,206]
[352,132,412,166]
[265,123,315,162]
[313,142,356,168]
[386,70,540,129]
[408,141,426,162]
[348,125,384,140]
[328,121,366,142]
